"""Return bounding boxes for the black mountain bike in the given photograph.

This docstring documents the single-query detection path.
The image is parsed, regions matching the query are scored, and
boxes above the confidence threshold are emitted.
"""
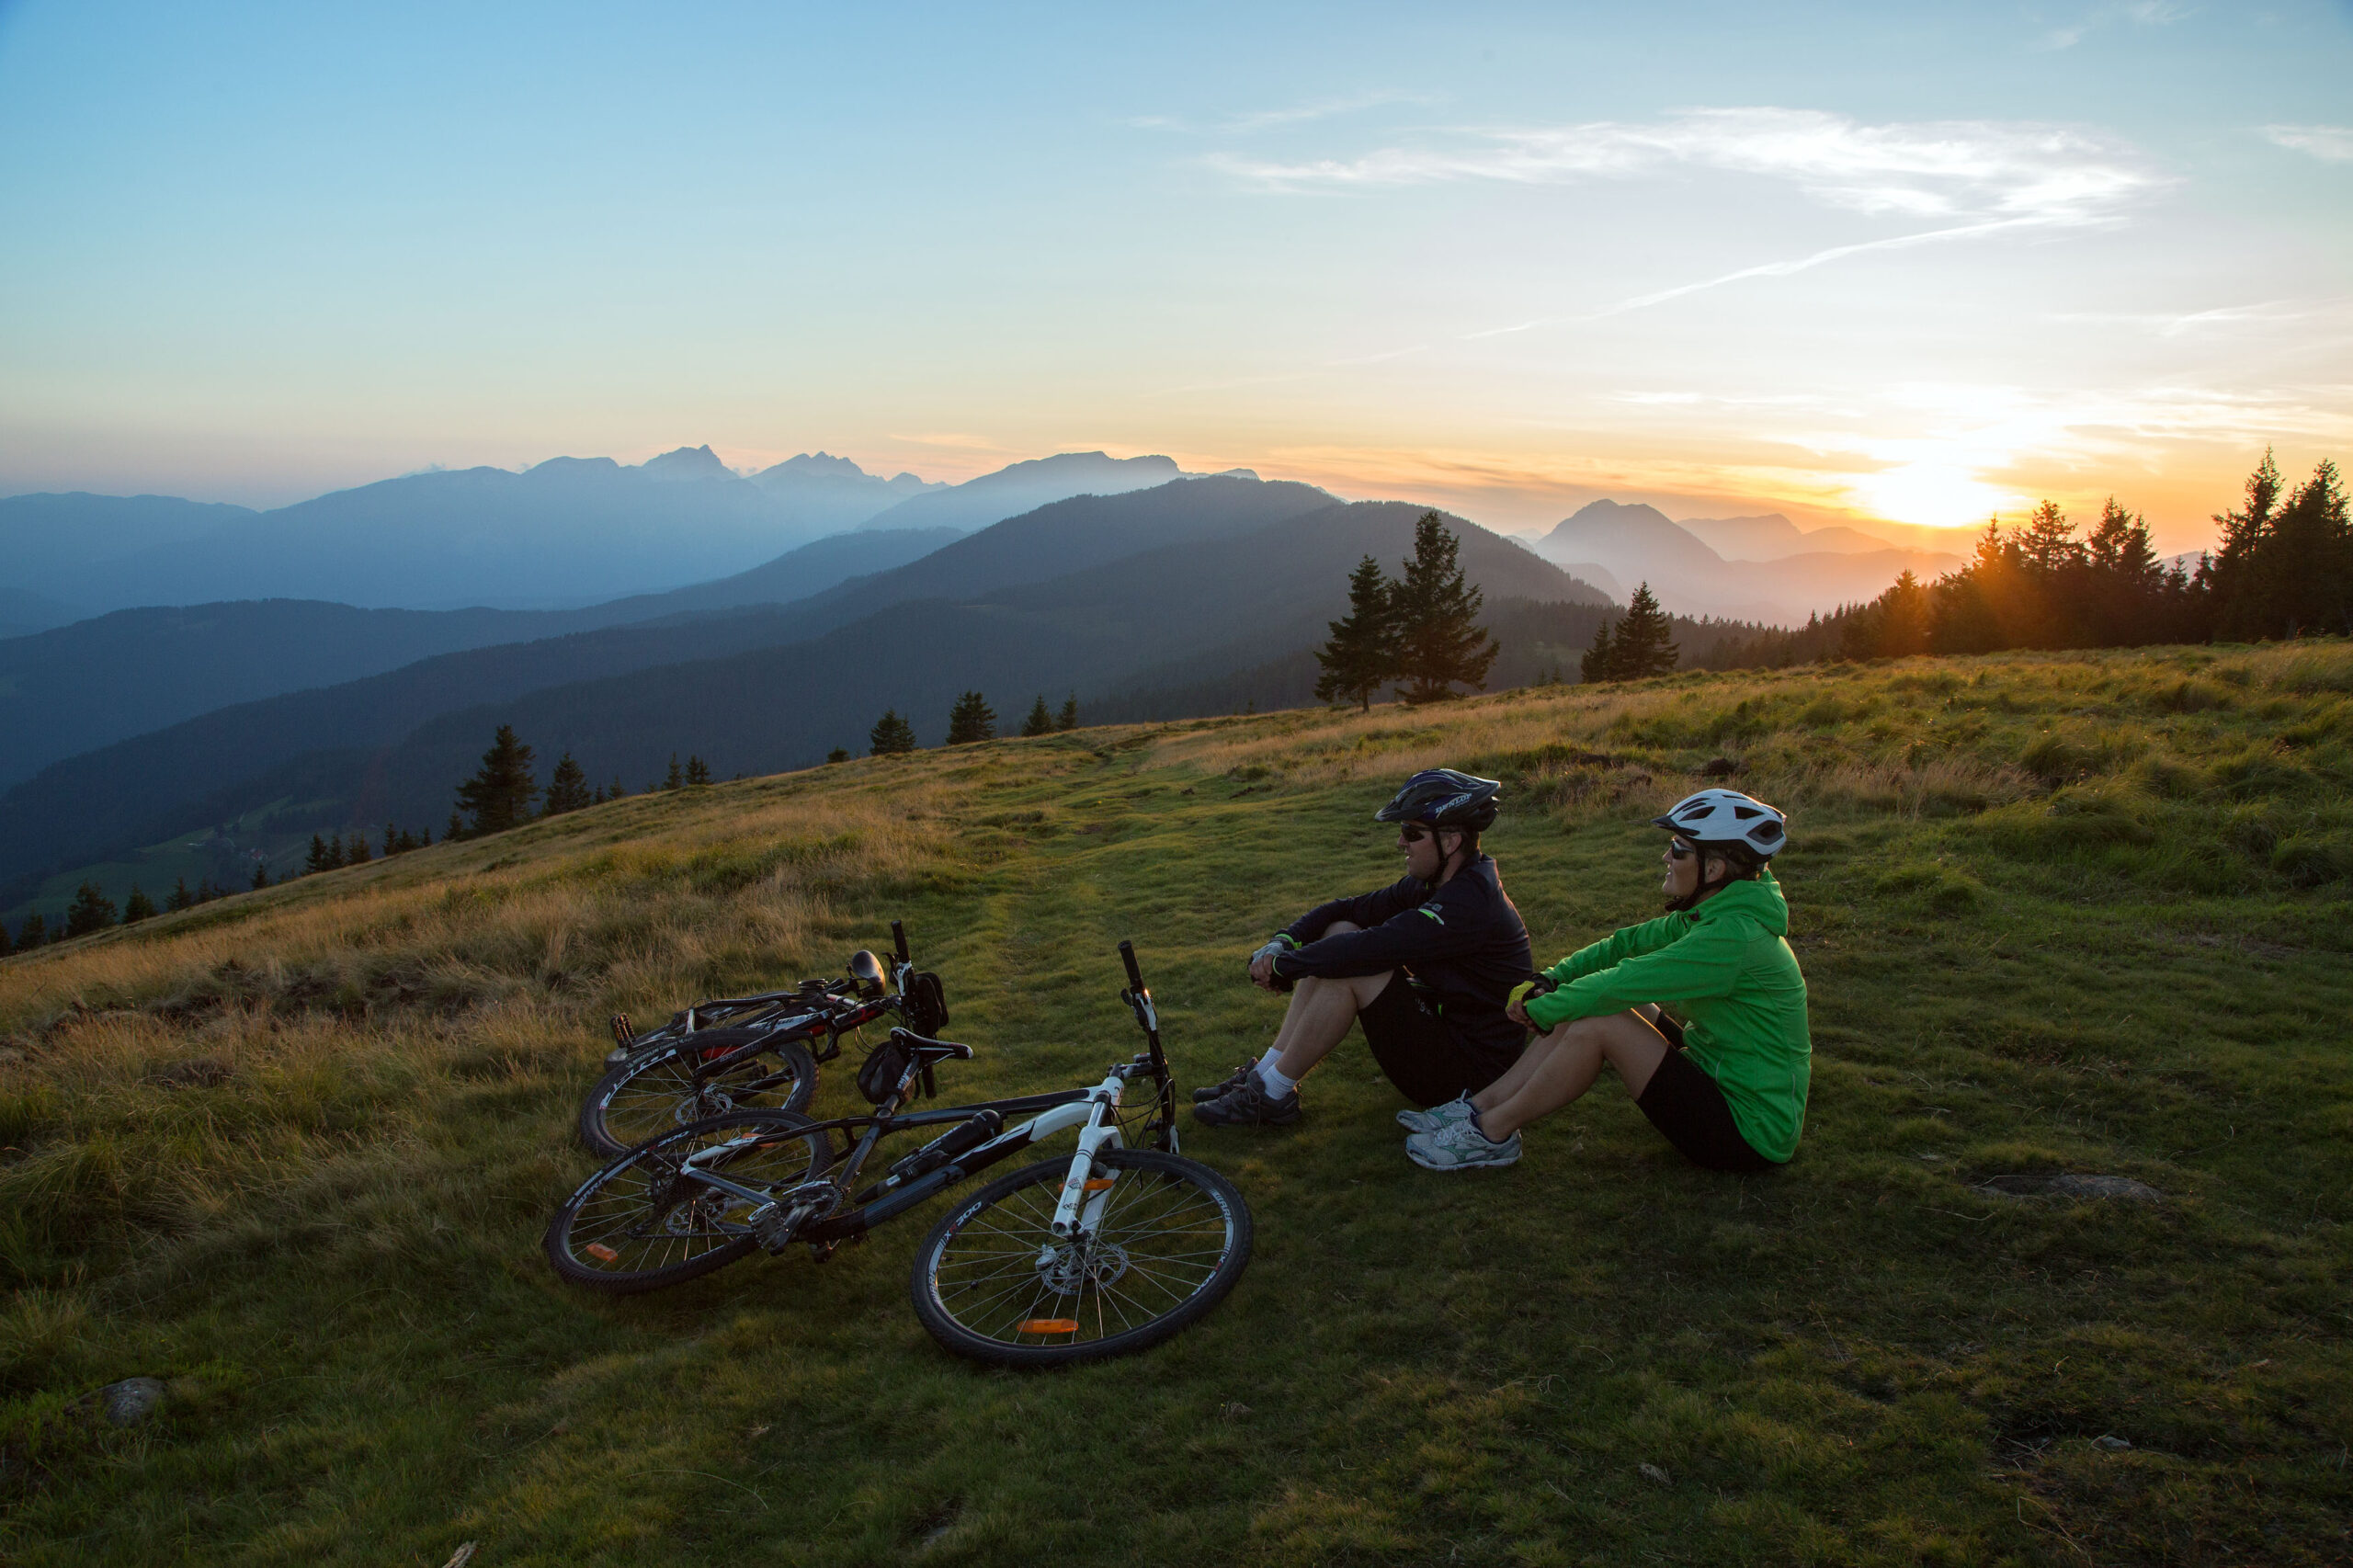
[544,942,1253,1367]
[577,921,949,1156]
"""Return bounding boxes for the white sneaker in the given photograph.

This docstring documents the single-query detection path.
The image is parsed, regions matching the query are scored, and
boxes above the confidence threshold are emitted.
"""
[1405,1116,1521,1172]
[1395,1094,1476,1135]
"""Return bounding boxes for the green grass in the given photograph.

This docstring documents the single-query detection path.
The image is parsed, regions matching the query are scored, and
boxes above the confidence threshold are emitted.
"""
[3,642,2349,1565]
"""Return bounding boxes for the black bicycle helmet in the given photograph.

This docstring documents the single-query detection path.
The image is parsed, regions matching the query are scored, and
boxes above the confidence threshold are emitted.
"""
[1375,768,1502,833]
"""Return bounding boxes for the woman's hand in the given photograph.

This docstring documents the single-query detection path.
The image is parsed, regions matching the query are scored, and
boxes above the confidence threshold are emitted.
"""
[1506,998,1531,1028]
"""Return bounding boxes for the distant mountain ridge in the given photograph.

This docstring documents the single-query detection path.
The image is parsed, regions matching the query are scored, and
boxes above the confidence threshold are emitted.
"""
[0,479,1608,912]
[1534,499,1961,623]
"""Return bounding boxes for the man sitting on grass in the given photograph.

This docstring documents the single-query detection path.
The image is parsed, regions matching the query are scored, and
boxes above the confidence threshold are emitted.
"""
[1193,768,1534,1128]
[1401,788,1810,1173]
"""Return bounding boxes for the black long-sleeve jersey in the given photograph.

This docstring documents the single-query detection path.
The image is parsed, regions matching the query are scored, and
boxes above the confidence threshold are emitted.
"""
[1269,854,1533,1065]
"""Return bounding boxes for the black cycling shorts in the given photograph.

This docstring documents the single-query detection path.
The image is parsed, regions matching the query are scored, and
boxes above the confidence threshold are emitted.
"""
[1634,1013,1779,1173]
[1358,976,1516,1108]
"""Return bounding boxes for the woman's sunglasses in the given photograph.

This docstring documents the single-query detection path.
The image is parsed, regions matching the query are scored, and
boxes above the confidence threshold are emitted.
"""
[1665,837,1698,860]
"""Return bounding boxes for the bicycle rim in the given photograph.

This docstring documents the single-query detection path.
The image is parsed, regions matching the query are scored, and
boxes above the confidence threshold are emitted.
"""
[548,1111,828,1292]
[586,1041,814,1155]
[913,1148,1250,1365]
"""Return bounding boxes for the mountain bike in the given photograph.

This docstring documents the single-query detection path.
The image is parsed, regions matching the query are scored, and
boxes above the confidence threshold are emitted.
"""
[544,941,1253,1367]
[578,921,949,1156]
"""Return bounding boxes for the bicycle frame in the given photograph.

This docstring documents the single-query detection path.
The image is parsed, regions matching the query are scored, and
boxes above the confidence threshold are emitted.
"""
[668,939,1178,1255]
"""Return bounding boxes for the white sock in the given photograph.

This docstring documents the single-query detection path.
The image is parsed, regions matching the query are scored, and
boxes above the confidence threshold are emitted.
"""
[1256,1049,1296,1098]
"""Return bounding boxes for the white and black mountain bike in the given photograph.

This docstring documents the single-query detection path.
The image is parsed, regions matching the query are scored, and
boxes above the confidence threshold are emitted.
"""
[543,941,1253,1367]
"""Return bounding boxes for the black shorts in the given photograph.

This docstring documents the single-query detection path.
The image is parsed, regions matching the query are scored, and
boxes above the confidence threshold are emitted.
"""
[1634,1013,1779,1173]
[1358,976,1517,1108]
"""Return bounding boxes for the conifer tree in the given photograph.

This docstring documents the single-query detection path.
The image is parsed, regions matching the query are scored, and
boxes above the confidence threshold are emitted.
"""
[1579,617,1617,684]
[665,754,684,790]
[945,691,995,744]
[686,755,712,786]
[306,835,333,874]
[826,747,850,764]
[456,724,540,835]
[346,832,371,865]
[869,709,917,756]
[250,862,270,891]
[542,751,592,816]
[64,882,118,937]
[167,877,194,913]
[1021,695,1055,736]
[608,778,627,800]
[446,811,465,844]
[1315,553,1401,710]
[1608,583,1680,679]
[1056,693,1078,731]
[17,912,45,949]
[195,878,220,904]
[122,885,156,924]
[0,918,10,958]
[1392,513,1497,703]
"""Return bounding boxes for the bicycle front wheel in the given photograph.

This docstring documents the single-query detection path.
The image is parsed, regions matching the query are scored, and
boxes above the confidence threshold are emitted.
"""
[579,1036,819,1156]
[909,1147,1252,1367]
[545,1109,831,1294]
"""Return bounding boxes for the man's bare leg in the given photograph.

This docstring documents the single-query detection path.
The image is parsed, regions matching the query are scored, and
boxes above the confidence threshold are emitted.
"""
[1471,1011,1671,1141]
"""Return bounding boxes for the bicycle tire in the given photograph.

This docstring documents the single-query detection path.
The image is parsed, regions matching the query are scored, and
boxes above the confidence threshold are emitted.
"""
[908,1147,1252,1367]
[544,1109,831,1294]
[578,1035,820,1156]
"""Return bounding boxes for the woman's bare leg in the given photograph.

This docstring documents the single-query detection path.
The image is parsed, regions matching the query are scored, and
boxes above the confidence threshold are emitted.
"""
[1473,1010,1671,1141]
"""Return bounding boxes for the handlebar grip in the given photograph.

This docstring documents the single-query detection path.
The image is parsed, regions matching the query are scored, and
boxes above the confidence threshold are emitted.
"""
[1119,938,1144,991]
[892,919,908,961]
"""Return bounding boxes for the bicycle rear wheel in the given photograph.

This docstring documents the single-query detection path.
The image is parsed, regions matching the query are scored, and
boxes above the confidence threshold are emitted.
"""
[909,1147,1252,1367]
[579,1034,819,1156]
[545,1109,831,1294]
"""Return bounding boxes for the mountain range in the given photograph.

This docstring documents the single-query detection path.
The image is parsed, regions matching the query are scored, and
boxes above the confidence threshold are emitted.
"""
[0,478,1608,914]
[1529,500,1962,623]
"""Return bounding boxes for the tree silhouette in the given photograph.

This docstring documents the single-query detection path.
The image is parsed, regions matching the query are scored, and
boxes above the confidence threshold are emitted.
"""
[685,755,712,786]
[1610,584,1681,679]
[17,912,45,949]
[1579,617,1615,684]
[64,881,118,937]
[122,885,156,924]
[1392,513,1497,702]
[446,811,465,844]
[0,918,10,958]
[1020,695,1055,736]
[346,832,371,865]
[869,709,917,756]
[167,877,194,913]
[826,747,850,764]
[664,754,685,790]
[946,691,996,744]
[1056,693,1078,732]
[250,861,270,891]
[456,724,540,835]
[1315,553,1400,710]
[542,751,592,816]
[306,834,334,874]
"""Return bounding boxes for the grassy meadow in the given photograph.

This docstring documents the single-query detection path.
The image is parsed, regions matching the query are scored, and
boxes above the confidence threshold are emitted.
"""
[3,642,2349,1566]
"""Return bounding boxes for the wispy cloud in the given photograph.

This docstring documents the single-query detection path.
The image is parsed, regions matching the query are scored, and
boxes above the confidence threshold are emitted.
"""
[1130,90,1440,137]
[2034,2,2189,52]
[2262,123,2353,162]
[1210,108,2161,226]
[2048,299,2333,336]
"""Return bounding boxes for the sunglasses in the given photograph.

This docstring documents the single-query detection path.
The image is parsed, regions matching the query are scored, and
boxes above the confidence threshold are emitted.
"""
[1399,824,1447,844]
[1665,837,1698,860]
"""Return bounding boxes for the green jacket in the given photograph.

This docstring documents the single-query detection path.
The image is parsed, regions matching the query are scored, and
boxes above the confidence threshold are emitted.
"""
[1521,872,1810,1162]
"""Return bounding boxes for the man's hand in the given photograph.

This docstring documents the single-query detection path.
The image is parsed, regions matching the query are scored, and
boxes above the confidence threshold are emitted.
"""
[1247,941,1284,992]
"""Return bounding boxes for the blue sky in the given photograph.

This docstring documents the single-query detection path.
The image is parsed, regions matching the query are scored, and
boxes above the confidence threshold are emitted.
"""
[2,0,2347,548]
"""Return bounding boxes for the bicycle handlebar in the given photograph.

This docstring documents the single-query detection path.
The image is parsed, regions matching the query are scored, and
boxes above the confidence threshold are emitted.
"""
[1119,938,1144,991]
[892,920,909,962]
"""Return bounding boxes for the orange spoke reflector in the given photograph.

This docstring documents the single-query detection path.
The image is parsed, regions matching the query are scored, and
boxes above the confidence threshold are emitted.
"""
[1082,1178,1117,1191]
[1017,1318,1080,1335]
[585,1244,621,1263]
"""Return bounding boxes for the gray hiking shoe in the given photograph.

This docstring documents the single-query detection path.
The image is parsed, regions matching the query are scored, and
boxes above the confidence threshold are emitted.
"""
[1396,1093,1476,1135]
[1404,1116,1521,1171]
[1192,1060,1259,1103]
[1191,1071,1302,1127]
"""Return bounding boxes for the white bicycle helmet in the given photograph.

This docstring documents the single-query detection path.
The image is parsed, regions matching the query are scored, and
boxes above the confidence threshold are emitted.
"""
[1652,789,1788,859]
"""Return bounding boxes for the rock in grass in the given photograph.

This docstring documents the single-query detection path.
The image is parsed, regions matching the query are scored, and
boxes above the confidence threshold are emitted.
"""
[1639,1463,1672,1486]
[100,1377,166,1426]
[2095,1435,2132,1450]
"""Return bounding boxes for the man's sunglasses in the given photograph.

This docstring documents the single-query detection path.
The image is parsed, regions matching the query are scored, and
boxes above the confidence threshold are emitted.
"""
[1399,824,1442,843]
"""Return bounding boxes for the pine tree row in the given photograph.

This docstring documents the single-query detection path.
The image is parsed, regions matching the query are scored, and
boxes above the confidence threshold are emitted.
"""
[857,690,1077,758]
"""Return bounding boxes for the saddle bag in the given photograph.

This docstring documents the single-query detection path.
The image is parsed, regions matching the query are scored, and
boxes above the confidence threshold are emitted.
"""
[902,971,950,1039]
[857,1033,915,1105]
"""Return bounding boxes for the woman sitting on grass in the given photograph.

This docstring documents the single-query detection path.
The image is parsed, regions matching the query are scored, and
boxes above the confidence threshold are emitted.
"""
[1400,789,1810,1174]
